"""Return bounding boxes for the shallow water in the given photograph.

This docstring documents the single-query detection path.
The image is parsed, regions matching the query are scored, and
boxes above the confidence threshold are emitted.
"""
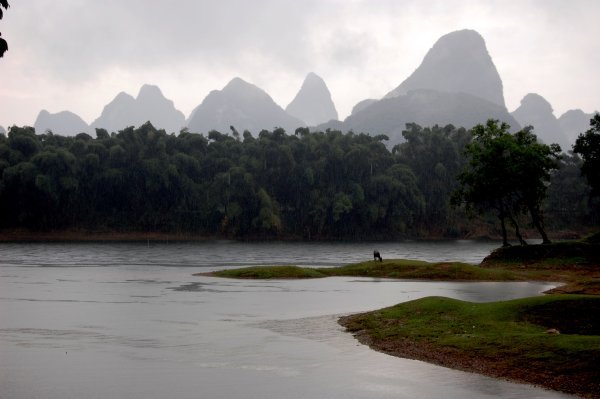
[0,241,574,398]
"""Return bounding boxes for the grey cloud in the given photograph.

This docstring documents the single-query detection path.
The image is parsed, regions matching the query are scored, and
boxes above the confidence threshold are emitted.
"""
[15,0,323,82]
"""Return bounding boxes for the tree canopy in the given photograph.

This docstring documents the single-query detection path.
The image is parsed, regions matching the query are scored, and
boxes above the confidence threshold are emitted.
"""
[574,113,600,197]
[0,121,594,240]
[453,120,561,245]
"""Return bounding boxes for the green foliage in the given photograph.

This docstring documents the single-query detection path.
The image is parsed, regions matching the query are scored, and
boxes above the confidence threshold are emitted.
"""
[0,121,595,237]
[210,259,530,281]
[393,123,470,234]
[574,113,600,197]
[545,153,596,227]
[210,265,327,279]
[453,120,561,244]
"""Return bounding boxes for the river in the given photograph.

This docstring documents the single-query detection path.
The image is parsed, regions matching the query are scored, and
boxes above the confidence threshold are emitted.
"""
[0,241,575,398]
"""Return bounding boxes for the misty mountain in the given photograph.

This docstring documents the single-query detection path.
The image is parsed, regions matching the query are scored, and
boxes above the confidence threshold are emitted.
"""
[384,29,505,108]
[313,29,518,146]
[0,126,6,135]
[187,77,305,134]
[318,90,520,146]
[34,110,91,136]
[511,93,569,151]
[558,109,597,147]
[92,84,185,133]
[351,99,378,115]
[285,72,338,126]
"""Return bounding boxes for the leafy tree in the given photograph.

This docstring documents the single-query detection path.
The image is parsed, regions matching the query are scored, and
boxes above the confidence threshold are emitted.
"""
[394,123,470,234]
[453,120,561,245]
[545,153,593,227]
[573,113,600,197]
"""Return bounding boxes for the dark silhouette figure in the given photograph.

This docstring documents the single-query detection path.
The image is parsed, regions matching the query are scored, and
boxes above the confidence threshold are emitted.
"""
[1,1,10,58]
[373,250,382,262]
[0,33,7,58]
[0,0,8,20]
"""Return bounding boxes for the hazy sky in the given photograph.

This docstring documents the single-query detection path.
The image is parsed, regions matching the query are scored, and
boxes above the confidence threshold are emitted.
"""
[1,0,598,129]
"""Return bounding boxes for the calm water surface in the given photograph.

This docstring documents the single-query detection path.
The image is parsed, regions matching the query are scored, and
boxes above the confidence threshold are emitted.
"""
[0,241,573,398]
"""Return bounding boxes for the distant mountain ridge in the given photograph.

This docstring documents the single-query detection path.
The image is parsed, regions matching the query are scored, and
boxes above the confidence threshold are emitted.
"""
[91,84,185,134]
[187,77,305,134]
[511,93,566,149]
[558,109,597,146]
[318,90,520,145]
[511,93,598,151]
[34,110,91,136]
[20,29,597,143]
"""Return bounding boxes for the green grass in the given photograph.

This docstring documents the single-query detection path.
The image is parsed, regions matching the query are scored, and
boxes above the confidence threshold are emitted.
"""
[323,259,518,280]
[210,265,327,279]
[341,295,600,397]
[204,241,600,294]
[206,258,590,283]
[207,260,521,280]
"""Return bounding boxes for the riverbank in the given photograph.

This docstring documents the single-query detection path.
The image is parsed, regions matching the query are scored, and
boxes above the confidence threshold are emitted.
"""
[200,241,600,294]
[0,229,217,242]
[201,239,600,397]
[339,295,600,399]
[0,228,592,242]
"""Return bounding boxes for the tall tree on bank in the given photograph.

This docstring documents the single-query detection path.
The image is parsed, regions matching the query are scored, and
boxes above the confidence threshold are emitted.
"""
[574,113,600,198]
[453,119,561,245]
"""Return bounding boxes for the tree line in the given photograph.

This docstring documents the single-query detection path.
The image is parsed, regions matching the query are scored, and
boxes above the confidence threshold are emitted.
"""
[0,119,597,240]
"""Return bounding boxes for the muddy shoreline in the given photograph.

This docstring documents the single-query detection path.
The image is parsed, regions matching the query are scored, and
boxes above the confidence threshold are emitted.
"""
[338,315,599,399]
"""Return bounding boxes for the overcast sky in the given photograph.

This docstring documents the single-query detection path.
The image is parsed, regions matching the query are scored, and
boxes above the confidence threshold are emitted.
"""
[1,0,598,129]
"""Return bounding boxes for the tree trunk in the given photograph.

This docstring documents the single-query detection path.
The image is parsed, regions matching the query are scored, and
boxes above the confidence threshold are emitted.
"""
[499,210,510,247]
[507,213,527,245]
[529,205,551,244]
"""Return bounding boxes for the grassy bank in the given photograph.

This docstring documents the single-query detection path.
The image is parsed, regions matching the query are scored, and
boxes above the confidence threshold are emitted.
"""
[339,295,600,398]
[201,240,600,397]
[202,240,600,294]
[205,260,518,280]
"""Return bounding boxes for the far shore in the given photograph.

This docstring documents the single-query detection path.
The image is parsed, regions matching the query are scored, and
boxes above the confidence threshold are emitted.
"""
[0,230,219,242]
[0,228,590,243]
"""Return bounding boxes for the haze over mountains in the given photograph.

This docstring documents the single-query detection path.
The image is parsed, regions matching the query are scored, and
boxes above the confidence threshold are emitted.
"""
[186,77,305,135]
[22,29,596,152]
[34,110,91,136]
[91,84,185,134]
[285,72,338,126]
[384,29,505,108]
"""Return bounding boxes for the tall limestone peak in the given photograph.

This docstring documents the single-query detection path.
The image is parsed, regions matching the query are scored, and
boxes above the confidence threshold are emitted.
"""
[285,72,338,126]
[135,84,185,133]
[187,77,305,135]
[91,92,137,132]
[34,109,91,136]
[92,85,185,133]
[511,93,568,150]
[385,29,505,108]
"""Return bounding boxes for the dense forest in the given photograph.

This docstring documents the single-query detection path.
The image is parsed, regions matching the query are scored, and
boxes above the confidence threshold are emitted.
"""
[0,122,597,239]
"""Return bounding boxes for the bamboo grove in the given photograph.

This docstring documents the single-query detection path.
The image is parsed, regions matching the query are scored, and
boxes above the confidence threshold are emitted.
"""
[0,122,596,239]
